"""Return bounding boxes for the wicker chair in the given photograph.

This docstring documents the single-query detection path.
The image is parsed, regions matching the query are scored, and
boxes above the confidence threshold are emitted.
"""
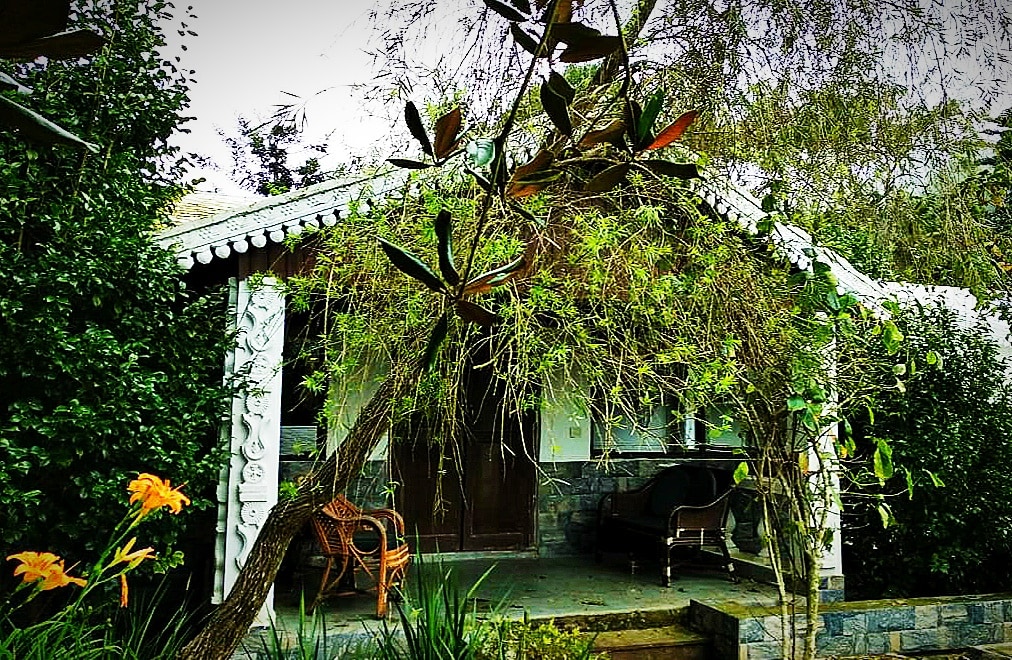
[597,465,737,586]
[309,495,411,618]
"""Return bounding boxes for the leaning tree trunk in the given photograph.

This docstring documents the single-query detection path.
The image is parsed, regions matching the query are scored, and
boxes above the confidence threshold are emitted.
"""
[177,368,405,660]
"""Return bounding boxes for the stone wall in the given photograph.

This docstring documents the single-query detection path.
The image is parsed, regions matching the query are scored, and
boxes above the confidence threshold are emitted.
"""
[690,593,1012,659]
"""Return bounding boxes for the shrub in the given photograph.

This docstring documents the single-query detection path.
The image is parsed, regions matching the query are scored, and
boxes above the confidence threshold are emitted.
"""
[844,305,1012,597]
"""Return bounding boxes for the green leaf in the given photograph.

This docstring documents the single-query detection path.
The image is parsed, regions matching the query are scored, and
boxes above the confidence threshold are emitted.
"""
[455,300,499,327]
[787,394,806,411]
[873,437,894,484]
[463,255,527,295]
[579,119,627,148]
[0,94,99,152]
[559,35,623,62]
[924,469,945,488]
[423,311,450,371]
[387,158,432,170]
[547,71,576,104]
[0,72,31,94]
[540,77,572,137]
[926,350,942,368]
[376,237,446,293]
[404,101,433,157]
[465,166,493,192]
[637,89,664,145]
[733,461,749,484]
[435,210,459,287]
[550,22,602,44]
[881,320,904,355]
[877,502,892,529]
[892,363,907,376]
[584,163,630,192]
[510,23,541,55]
[483,0,528,22]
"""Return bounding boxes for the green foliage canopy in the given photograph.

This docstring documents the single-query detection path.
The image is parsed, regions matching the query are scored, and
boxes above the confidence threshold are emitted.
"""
[0,1,229,566]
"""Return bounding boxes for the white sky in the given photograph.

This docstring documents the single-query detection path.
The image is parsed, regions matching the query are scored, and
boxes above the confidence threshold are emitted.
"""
[166,0,390,194]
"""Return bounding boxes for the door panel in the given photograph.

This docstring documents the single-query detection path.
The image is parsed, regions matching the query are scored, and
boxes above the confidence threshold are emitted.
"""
[393,352,536,553]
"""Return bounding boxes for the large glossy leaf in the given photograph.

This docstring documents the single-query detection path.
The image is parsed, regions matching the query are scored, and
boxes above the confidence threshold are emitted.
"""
[404,101,432,157]
[579,119,626,148]
[422,310,449,371]
[540,78,572,136]
[584,163,631,192]
[377,236,446,293]
[510,23,542,55]
[433,107,462,161]
[645,110,699,150]
[507,149,554,197]
[483,0,527,22]
[0,94,98,152]
[0,0,70,47]
[0,72,30,94]
[387,158,432,170]
[547,70,575,103]
[550,22,600,44]
[624,100,642,146]
[466,166,493,192]
[541,0,572,24]
[0,29,104,59]
[641,159,700,180]
[434,209,459,287]
[463,255,527,295]
[637,89,664,146]
[455,300,499,327]
[559,35,622,63]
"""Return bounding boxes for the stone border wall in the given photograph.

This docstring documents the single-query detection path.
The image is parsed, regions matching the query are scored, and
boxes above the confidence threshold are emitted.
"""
[690,593,1012,659]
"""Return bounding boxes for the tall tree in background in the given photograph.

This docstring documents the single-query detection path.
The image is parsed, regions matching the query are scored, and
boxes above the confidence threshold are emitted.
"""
[0,0,229,570]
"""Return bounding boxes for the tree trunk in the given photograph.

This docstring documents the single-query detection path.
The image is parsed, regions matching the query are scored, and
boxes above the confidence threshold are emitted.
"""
[177,368,406,660]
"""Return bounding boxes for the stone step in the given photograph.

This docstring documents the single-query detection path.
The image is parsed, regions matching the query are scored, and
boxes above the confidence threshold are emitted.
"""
[592,624,711,660]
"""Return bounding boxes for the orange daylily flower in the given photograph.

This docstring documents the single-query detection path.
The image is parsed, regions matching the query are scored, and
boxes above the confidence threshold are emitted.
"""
[120,573,129,607]
[112,537,155,569]
[127,473,190,518]
[7,551,86,590]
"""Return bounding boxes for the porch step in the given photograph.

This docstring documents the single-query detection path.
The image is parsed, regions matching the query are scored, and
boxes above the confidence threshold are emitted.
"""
[592,624,711,660]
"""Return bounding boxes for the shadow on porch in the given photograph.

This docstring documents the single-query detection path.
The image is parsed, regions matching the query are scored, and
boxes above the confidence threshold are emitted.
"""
[247,551,780,657]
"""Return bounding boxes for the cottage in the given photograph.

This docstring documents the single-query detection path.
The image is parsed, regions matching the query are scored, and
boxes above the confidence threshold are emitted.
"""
[158,167,1011,627]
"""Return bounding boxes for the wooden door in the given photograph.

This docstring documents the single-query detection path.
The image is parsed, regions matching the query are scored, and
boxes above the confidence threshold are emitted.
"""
[393,357,536,553]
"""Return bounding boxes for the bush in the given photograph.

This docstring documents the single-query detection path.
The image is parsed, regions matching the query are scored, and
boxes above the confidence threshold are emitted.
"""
[844,306,1012,597]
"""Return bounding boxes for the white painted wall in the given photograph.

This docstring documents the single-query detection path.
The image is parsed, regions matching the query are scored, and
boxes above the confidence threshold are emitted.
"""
[538,370,591,462]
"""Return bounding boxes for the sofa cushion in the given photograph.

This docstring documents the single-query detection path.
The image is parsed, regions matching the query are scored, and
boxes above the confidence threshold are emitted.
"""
[648,467,690,518]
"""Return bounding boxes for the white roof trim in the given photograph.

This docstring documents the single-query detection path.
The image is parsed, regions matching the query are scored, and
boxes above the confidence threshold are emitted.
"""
[157,172,408,270]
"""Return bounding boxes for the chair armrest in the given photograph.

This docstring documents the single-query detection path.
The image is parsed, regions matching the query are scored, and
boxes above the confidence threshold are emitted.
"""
[351,514,390,556]
[364,507,406,537]
[666,490,732,531]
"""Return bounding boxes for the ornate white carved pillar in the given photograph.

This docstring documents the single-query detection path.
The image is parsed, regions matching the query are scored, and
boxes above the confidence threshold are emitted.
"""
[213,277,284,627]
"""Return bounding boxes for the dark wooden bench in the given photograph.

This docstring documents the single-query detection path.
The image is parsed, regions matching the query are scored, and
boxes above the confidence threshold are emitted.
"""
[597,464,736,586]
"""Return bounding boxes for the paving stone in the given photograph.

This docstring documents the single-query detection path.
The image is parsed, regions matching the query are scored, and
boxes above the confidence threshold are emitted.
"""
[817,631,856,657]
[744,641,786,660]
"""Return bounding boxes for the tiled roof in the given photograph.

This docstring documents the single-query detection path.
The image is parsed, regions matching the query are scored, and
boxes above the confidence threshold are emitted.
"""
[157,172,408,270]
[165,192,260,227]
[155,165,1006,348]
